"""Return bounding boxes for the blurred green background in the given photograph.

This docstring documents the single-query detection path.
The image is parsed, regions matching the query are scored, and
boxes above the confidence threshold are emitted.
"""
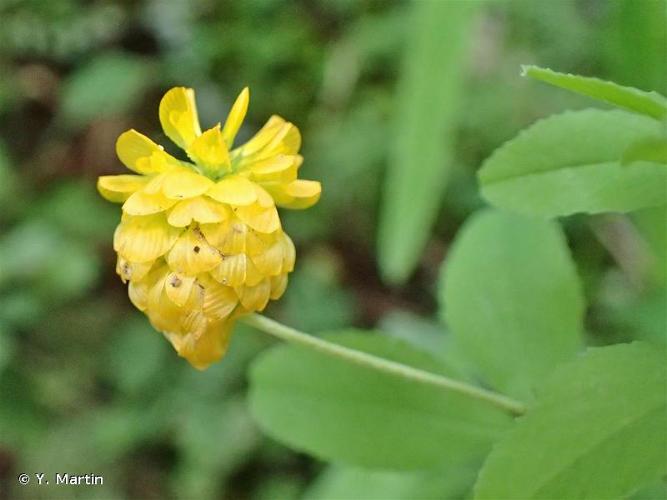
[0,0,665,498]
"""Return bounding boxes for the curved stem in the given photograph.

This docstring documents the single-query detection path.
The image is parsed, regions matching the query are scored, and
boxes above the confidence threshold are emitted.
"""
[242,313,527,417]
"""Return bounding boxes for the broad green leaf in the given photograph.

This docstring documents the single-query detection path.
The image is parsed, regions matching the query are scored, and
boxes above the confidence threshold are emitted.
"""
[305,463,479,500]
[249,331,512,470]
[629,480,667,500]
[522,65,667,119]
[59,52,153,128]
[442,209,584,399]
[479,109,667,217]
[378,1,477,284]
[378,310,478,382]
[474,342,667,500]
[623,137,667,165]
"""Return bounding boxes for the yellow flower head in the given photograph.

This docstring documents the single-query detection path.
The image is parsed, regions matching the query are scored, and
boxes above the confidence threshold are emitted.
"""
[98,87,321,369]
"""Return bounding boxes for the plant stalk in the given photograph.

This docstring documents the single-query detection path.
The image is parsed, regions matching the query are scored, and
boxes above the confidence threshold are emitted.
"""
[242,313,527,417]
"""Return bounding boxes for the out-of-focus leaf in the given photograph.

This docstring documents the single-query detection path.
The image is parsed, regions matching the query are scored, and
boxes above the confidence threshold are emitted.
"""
[253,477,303,500]
[0,221,56,283]
[474,343,667,500]
[522,65,667,119]
[629,480,667,500]
[442,209,584,399]
[378,1,477,284]
[0,140,18,214]
[106,316,168,396]
[249,331,511,470]
[17,413,128,499]
[0,371,47,448]
[59,51,153,127]
[601,0,667,94]
[33,181,117,239]
[0,219,99,299]
[623,137,667,165]
[607,288,667,346]
[633,206,667,286]
[173,397,259,500]
[305,463,480,500]
[0,323,15,373]
[279,250,358,332]
[479,110,667,216]
[0,291,43,328]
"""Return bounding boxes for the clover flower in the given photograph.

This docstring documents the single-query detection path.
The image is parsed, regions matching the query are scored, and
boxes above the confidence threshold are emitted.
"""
[98,87,321,369]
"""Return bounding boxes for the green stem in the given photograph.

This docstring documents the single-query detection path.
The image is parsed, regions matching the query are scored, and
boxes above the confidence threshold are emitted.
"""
[242,313,527,417]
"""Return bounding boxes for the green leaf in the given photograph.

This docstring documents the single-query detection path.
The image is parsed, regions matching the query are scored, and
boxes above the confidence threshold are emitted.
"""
[623,137,667,165]
[305,463,480,500]
[633,206,667,286]
[378,310,478,382]
[249,331,512,470]
[474,342,667,500]
[59,51,153,128]
[479,109,667,217]
[442,209,584,399]
[522,65,667,119]
[600,0,667,95]
[378,1,477,284]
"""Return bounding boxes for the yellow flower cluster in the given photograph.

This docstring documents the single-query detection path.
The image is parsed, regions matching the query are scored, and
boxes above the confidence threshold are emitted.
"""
[98,87,320,369]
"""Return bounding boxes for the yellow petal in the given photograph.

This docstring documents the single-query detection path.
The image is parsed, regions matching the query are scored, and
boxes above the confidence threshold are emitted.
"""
[244,257,265,286]
[167,227,222,275]
[270,274,288,300]
[235,203,281,233]
[235,279,271,311]
[210,254,247,287]
[162,169,214,200]
[114,214,181,263]
[281,232,296,272]
[201,219,247,254]
[244,155,299,183]
[286,179,321,198]
[146,273,184,332]
[199,274,238,320]
[159,87,202,150]
[251,239,284,276]
[172,320,234,370]
[143,173,167,194]
[279,123,301,155]
[238,121,301,164]
[164,272,203,308]
[179,310,207,337]
[122,189,178,215]
[258,122,301,160]
[234,115,285,158]
[167,197,230,227]
[206,175,258,206]
[116,255,154,283]
[128,279,150,311]
[253,183,275,208]
[222,87,249,148]
[186,124,231,173]
[116,129,181,174]
[246,227,272,256]
[265,179,321,209]
[98,175,148,203]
